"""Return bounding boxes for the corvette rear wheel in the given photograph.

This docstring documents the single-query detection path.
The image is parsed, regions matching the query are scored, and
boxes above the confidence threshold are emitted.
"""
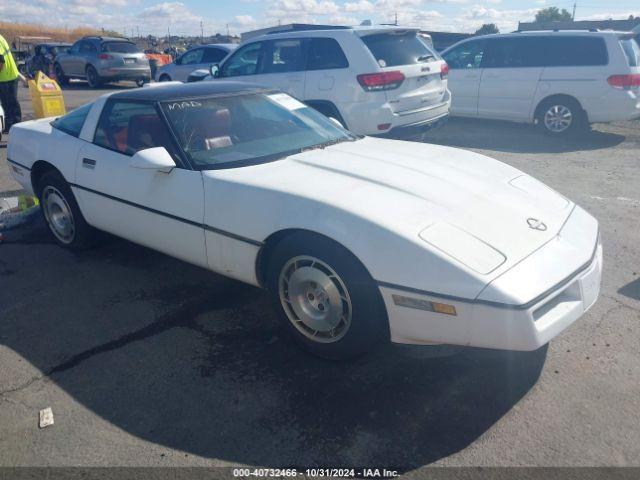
[267,232,388,359]
[38,171,95,249]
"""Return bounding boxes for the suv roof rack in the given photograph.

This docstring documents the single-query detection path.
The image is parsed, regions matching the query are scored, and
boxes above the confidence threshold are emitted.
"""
[265,24,351,35]
[515,29,604,34]
[81,35,130,41]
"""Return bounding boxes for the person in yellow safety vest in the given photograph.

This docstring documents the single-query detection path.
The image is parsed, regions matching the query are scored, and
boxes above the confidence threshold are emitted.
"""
[0,34,28,134]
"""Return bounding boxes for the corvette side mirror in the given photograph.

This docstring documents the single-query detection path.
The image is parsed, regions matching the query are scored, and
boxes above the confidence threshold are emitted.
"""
[130,147,176,173]
[209,63,219,78]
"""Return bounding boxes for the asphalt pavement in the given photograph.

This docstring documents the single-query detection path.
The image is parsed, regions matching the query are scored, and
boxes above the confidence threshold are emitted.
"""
[0,81,639,471]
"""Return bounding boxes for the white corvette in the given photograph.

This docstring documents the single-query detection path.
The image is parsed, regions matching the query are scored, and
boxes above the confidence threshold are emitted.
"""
[7,82,602,359]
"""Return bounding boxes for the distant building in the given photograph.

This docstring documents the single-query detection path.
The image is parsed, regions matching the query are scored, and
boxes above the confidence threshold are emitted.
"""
[518,18,640,33]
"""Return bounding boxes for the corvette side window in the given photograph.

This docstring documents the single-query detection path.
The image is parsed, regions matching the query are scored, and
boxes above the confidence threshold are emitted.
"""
[94,101,177,157]
[51,103,93,138]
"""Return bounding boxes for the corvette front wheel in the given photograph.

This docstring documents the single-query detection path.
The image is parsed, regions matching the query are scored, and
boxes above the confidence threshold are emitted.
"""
[267,232,388,360]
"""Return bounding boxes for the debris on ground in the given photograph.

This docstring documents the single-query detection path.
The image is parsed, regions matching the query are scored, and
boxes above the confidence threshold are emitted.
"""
[0,195,40,240]
[38,407,54,429]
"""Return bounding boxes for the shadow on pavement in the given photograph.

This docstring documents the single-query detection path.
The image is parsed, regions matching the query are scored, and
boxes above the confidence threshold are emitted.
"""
[618,277,640,302]
[0,218,547,470]
[405,117,625,154]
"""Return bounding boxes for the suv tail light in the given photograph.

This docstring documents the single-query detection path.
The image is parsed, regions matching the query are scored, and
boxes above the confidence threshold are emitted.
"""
[440,62,450,79]
[98,53,113,60]
[607,74,640,89]
[357,71,405,91]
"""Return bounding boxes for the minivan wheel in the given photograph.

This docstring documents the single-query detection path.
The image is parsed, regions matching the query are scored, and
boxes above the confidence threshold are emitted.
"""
[266,232,389,360]
[135,78,146,87]
[536,97,587,136]
[86,66,101,88]
[159,74,171,82]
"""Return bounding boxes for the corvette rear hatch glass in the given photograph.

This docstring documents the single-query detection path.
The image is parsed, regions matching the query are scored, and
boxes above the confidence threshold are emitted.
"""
[161,93,357,169]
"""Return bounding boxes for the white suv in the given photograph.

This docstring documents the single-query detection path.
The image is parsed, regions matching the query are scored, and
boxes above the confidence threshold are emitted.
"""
[208,25,451,136]
[442,31,640,135]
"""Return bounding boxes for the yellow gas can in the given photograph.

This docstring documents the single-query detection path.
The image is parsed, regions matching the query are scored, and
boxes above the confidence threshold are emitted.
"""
[28,72,66,119]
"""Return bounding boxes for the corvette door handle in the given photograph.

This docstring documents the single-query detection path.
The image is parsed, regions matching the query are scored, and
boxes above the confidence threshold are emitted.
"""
[82,158,96,169]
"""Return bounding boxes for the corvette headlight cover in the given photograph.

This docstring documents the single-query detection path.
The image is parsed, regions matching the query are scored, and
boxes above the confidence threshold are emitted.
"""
[419,222,506,275]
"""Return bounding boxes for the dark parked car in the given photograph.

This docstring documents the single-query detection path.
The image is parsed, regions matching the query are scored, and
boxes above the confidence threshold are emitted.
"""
[54,36,151,88]
[26,43,71,77]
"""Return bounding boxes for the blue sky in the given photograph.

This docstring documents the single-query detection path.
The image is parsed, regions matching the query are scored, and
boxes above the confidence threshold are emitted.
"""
[2,0,639,37]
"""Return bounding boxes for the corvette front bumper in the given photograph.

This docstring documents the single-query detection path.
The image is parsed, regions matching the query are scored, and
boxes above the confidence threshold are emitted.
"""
[380,205,602,351]
[381,241,602,350]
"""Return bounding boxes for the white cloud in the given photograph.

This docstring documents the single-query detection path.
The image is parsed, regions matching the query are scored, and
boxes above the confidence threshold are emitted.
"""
[270,0,340,16]
[2,0,637,40]
[344,0,374,13]
[328,14,360,25]
[233,15,257,27]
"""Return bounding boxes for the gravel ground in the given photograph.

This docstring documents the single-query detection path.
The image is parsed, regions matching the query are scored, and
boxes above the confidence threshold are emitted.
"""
[0,82,639,471]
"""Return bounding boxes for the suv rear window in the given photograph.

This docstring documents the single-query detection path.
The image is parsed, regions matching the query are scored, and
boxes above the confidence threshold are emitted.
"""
[360,31,439,67]
[620,38,640,67]
[102,42,140,54]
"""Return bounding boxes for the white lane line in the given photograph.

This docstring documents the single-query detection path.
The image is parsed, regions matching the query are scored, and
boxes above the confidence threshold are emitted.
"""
[590,195,640,204]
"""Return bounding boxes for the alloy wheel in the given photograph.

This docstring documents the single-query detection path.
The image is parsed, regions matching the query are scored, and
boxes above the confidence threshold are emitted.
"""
[544,104,573,133]
[41,186,75,244]
[278,255,352,343]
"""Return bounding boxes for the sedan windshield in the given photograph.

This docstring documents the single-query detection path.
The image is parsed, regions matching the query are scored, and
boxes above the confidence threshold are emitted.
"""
[161,93,357,169]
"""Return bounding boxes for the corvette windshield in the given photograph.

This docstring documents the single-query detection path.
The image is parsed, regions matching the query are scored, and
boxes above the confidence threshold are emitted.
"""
[161,93,357,169]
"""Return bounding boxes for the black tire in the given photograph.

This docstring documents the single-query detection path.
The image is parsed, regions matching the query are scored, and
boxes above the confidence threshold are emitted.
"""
[36,170,95,249]
[536,96,588,137]
[54,63,68,86]
[266,232,389,360]
[159,74,171,82]
[86,65,102,88]
[135,78,146,88]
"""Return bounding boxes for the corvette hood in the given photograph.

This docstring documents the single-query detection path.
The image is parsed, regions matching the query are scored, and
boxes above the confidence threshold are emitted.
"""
[208,136,573,275]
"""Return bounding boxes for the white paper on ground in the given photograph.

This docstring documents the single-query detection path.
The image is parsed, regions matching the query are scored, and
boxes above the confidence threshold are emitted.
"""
[39,407,54,428]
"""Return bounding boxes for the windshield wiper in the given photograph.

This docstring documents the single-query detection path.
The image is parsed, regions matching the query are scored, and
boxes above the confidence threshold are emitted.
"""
[417,54,436,62]
[298,137,355,153]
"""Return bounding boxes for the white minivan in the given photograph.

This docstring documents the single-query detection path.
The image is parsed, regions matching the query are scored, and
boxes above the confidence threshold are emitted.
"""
[442,31,640,135]
[207,25,451,136]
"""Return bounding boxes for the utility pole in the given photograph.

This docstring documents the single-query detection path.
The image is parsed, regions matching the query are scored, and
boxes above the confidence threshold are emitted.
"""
[227,23,230,37]
[572,2,577,21]
[395,11,398,26]
[200,20,204,43]
[136,25,140,39]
